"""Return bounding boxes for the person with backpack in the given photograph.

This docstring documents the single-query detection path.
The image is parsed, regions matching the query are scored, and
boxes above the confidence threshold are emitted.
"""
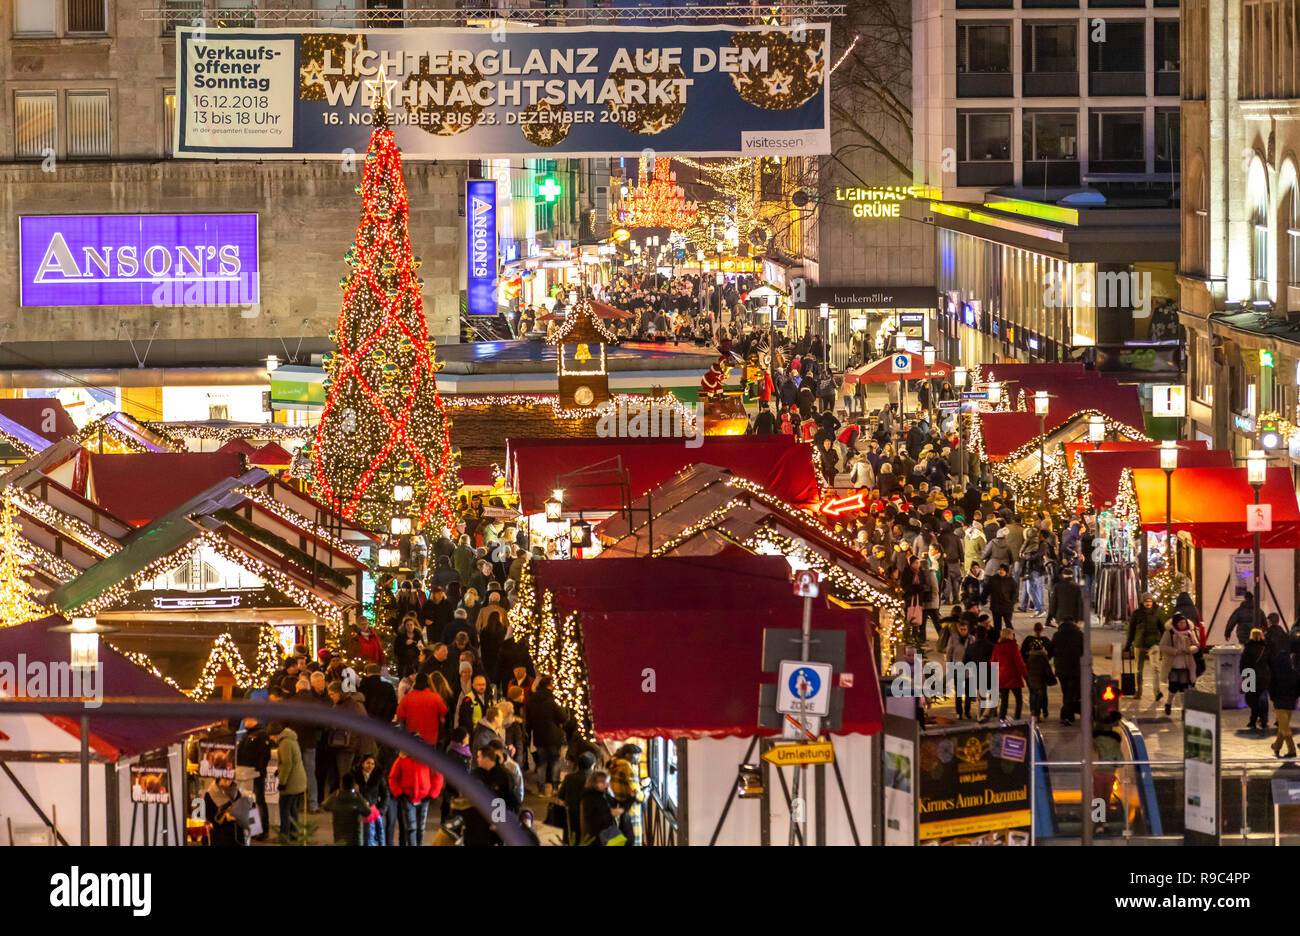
[1021,622,1055,720]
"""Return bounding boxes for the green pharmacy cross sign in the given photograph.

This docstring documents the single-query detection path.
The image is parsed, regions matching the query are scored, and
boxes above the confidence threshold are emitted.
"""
[538,176,562,203]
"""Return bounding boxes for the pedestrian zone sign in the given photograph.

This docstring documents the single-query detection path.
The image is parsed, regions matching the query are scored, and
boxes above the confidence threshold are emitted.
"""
[891,353,910,373]
[776,660,833,716]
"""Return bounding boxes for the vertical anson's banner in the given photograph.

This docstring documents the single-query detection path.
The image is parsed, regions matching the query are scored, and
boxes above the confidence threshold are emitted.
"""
[465,179,497,317]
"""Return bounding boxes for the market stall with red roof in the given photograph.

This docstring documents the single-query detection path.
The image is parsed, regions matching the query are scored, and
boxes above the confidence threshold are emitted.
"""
[1130,466,1300,636]
[1075,445,1228,511]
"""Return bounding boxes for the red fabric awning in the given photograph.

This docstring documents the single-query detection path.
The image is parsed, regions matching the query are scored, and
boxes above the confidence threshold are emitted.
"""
[848,351,953,385]
[530,552,883,740]
[978,374,1146,459]
[508,435,820,513]
[1133,466,1300,548]
[0,399,77,442]
[1079,447,1231,511]
[249,441,292,467]
[1064,438,1209,471]
[88,452,245,526]
[217,438,257,456]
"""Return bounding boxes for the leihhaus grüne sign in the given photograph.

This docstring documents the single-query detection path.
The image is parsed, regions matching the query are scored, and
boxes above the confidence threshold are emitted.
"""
[19,213,259,307]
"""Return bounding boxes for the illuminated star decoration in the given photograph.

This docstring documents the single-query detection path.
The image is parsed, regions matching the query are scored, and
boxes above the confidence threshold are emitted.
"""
[763,69,793,97]
[365,72,400,109]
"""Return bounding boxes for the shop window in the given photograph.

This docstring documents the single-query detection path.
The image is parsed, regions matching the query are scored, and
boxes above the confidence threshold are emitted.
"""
[66,90,110,158]
[14,91,56,160]
[1154,19,1180,95]
[1249,157,1271,296]
[1088,110,1144,174]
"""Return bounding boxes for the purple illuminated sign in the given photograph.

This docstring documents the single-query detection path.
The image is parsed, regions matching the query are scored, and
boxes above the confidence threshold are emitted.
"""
[19,213,259,308]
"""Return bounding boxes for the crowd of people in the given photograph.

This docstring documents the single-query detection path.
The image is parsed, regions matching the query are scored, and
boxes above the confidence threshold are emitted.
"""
[204,505,649,848]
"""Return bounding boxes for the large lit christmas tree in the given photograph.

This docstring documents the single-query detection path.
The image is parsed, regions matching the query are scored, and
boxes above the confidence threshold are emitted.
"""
[310,97,459,535]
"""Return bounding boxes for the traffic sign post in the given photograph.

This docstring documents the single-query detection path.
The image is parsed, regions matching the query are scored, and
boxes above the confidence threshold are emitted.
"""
[890,352,910,374]
[1247,503,1273,532]
[777,660,833,718]
[961,391,988,400]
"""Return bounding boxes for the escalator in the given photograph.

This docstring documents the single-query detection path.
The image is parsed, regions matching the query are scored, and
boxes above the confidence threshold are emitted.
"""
[1032,719,1164,840]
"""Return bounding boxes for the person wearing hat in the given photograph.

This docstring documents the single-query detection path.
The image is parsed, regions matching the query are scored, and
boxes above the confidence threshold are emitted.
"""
[1124,593,1167,701]
[607,744,646,846]
[981,524,1015,577]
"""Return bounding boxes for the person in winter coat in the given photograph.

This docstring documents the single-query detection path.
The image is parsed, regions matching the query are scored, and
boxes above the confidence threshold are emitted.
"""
[1046,568,1085,628]
[327,681,376,793]
[322,773,372,846]
[1227,593,1258,645]
[960,562,985,610]
[455,674,490,733]
[580,770,623,845]
[527,676,569,795]
[268,723,307,838]
[1124,593,1167,701]
[964,624,997,716]
[392,615,424,679]
[558,751,596,844]
[990,627,1028,719]
[1239,629,1273,731]
[982,563,1019,632]
[352,622,385,668]
[395,671,449,745]
[462,745,520,846]
[1053,618,1085,725]
[981,525,1016,577]
[359,663,398,723]
[203,777,248,847]
[946,619,977,719]
[1021,622,1055,720]
[1158,614,1202,716]
[355,753,390,846]
[1265,612,1291,658]
[388,745,443,846]
[1270,647,1299,758]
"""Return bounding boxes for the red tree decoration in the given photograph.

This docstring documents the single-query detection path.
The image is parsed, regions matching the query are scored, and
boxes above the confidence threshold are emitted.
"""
[309,104,459,535]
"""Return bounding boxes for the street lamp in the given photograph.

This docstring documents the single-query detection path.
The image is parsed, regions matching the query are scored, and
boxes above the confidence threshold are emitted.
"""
[923,347,937,417]
[545,489,564,522]
[1088,414,1105,449]
[392,484,413,503]
[390,516,412,535]
[1248,449,1267,634]
[48,615,116,846]
[987,380,1002,407]
[953,365,969,491]
[1034,390,1051,503]
[377,541,401,568]
[1160,440,1179,573]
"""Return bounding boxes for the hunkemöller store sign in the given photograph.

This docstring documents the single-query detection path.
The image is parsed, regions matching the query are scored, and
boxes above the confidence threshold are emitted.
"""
[18,213,260,307]
[795,285,937,309]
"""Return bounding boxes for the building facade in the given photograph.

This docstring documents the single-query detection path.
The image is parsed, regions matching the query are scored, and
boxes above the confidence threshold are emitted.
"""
[0,0,479,424]
[1178,0,1300,466]
[913,0,1183,393]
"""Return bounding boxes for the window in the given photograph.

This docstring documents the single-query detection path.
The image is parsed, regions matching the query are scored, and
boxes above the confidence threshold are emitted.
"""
[1022,22,1078,95]
[1242,0,1300,99]
[957,111,1013,186]
[1249,157,1271,294]
[1088,110,1144,173]
[1287,177,1300,287]
[1155,108,1179,171]
[1185,160,1209,275]
[1023,111,1078,185]
[14,91,56,159]
[66,0,106,33]
[163,88,177,156]
[957,23,1012,96]
[1089,21,1145,95]
[1154,19,1180,94]
[1192,333,1213,403]
[66,90,110,157]
[13,0,56,35]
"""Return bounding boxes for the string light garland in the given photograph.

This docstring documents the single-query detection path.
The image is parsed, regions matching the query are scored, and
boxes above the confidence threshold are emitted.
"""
[0,490,44,627]
[617,156,698,230]
[311,101,460,537]
[145,421,312,445]
[112,626,283,701]
[0,426,39,459]
[6,485,121,558]
[507,563,593,738]
[233,486,363,561]
[75,416,185,454]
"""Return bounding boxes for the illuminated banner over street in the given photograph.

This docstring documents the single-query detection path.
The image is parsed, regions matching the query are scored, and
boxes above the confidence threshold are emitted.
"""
[18,213,260,308]
[466,179,497,316]
[173,25,831,159]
